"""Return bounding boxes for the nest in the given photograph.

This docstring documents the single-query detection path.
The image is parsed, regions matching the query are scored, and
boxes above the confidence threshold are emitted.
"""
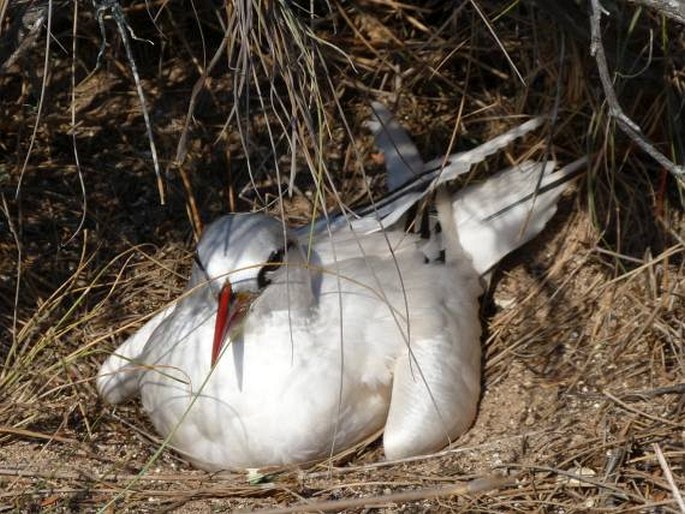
[1,1,684,511]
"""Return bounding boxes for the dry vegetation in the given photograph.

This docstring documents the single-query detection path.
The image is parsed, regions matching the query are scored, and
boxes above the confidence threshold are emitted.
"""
[1,0,684,512]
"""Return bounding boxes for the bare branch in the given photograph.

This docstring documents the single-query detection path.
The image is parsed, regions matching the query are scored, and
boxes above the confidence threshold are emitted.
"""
[626,0,685,25]
[93,0,165,204]
[653,443,685,513]
[589,0,685,184]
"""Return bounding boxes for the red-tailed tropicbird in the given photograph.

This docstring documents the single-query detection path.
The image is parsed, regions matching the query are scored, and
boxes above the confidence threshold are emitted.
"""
[97,104,585,470]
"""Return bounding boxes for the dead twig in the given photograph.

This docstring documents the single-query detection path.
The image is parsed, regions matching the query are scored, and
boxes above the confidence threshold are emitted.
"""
[14,0,52,198]
[653,443,685,513]
[626,0,685,25]
[622,383,685,400]
[603,390,681,427]
[0,0,48,73]
[93,0,165,203]
[250,474,516,514]
[589,0,685,184]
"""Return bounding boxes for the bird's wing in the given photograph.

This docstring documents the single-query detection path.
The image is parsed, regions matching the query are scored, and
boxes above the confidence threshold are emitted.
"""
[321,236,483,460]
[383,298,481,459]
[454,157,587,275]
[96,303,176,404]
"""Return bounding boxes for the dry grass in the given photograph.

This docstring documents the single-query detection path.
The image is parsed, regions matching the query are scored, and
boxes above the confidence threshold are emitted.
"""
[1,1,684,512]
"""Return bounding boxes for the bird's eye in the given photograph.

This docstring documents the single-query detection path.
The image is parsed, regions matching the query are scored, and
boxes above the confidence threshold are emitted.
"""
[256,242,293,289]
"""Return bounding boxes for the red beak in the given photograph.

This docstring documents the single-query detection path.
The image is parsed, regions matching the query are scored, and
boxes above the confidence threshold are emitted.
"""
[211,283,233,366]
[211,284,254,366]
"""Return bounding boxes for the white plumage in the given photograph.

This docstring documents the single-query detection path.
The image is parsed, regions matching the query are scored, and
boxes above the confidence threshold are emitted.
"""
[97,104,584,470]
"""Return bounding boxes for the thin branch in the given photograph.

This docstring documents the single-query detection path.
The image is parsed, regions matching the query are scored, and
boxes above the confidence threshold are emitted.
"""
[653,443,685,513]
[250,474,516,514]
[64,0,87,248]
[626,0,685,25]
[469,0,525,85]
[1,1,48,72]
[14,0,51,198]
[174,24,230,166]
[589,0,685,184]
[93,0,165,203]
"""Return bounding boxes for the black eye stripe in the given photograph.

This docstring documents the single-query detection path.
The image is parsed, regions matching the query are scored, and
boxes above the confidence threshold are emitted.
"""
[257,241,294,289]
[262,249,284,273]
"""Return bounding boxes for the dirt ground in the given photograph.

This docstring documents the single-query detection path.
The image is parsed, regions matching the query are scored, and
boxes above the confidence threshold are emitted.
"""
[1,2,684,512]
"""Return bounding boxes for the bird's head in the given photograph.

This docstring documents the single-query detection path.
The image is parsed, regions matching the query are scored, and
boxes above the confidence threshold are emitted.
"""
[191,214,307,366]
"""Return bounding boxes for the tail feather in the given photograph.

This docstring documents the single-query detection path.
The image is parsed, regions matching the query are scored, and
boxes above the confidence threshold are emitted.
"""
[454,158,586,275]
[96,305,174,404]
[312,104,548,237]
[425,116,545,187]
[367,101,424,191]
